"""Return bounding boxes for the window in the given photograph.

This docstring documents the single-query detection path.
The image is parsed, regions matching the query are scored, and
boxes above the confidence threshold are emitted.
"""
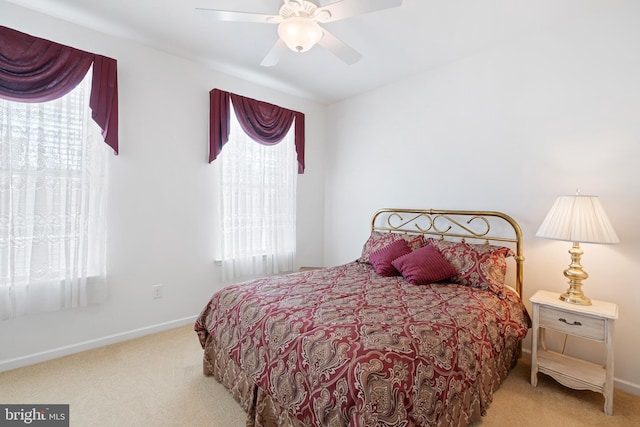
[216,104,297,281]
[0,70,108,319]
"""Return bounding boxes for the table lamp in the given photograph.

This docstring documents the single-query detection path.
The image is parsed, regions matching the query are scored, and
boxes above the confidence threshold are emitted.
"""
[536,193,619,305]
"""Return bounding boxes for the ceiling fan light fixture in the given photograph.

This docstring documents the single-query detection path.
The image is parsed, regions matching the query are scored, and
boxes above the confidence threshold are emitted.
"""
[277,17,323,53]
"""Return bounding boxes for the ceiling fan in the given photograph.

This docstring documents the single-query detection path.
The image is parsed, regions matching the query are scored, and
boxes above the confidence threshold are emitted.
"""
[196,0,403,66]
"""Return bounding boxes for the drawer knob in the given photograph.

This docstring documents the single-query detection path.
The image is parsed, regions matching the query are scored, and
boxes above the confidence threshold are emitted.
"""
[558,317,582,326]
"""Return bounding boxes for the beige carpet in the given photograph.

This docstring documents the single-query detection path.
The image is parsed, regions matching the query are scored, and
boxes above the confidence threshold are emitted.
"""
[1,325,638,426]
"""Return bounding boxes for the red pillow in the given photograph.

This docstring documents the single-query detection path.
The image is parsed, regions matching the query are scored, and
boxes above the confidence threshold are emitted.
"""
[400,234,426,251]
[369,239,412,276]
[358,232,401,263]
[391,245,457,285]
[427,238,513,297]
[358,232,426,263]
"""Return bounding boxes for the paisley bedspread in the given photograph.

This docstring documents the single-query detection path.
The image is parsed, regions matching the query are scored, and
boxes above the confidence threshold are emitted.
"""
[195,262,530,426]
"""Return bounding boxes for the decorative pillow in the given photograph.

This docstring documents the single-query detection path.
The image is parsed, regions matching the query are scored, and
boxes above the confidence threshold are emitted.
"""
[369,239,412,276]
[391,245,458,285]
[358,232,425,263]
[358,232,401,263]
[427,238,513,297]
[400,234,426,251]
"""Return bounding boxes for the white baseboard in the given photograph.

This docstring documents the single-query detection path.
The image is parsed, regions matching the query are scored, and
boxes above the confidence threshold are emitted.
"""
[520,348,640,397]
[612,377,640,397]
[0,315,197,373]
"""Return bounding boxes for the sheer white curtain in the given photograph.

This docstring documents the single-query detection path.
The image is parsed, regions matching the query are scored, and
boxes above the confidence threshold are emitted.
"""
[0,71,108,320]
[215,104,297,281]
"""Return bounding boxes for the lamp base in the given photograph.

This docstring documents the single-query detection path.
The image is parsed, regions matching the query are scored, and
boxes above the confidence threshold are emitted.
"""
[559,242,592,306]
[559,290,591,305]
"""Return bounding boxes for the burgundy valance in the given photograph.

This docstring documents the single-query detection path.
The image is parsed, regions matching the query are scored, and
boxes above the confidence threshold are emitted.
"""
[209,88,305,174]
[0,26,119,154]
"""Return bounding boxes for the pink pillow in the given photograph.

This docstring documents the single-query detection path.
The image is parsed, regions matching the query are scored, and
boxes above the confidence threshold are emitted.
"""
[427,238,513,297]
[358,232,401,263]
[369,239,412,276]
[391,245,457,285]
[358,232,425,263]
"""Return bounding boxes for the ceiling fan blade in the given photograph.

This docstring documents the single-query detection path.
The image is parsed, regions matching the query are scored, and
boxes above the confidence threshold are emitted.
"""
[317,29,362,65]
[195,8,280,24]
[316,0,402,23]
[261,39,288,67]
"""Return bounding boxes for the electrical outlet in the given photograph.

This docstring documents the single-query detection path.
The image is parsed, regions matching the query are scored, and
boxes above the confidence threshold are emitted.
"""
[152,284,163,299]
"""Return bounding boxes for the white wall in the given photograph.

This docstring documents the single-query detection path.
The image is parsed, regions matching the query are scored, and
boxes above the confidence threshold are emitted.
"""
[324,2,640,395]
[0,3,326,368]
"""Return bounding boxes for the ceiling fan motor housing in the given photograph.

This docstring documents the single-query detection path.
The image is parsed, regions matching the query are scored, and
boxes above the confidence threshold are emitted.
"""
[280,1,318,18]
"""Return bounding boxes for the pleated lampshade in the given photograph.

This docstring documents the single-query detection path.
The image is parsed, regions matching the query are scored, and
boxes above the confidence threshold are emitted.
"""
[536,195,619,244]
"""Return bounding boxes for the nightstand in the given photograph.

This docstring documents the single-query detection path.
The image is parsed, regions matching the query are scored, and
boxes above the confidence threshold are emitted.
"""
[530,290,618,415]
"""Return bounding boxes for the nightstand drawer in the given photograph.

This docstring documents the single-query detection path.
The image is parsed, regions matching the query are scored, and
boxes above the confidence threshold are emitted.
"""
[539,306,605,341]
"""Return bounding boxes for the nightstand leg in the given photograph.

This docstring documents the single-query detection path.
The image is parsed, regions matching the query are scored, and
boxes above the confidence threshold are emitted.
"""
[531,305,539,387]
[604,393,612,416]
[604,320,615,415]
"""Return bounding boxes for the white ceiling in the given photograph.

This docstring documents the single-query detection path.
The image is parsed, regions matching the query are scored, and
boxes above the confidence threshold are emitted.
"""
[5,0,611,104]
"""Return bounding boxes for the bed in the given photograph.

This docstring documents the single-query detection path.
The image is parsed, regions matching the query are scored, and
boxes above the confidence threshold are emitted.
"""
[195,208,531,426]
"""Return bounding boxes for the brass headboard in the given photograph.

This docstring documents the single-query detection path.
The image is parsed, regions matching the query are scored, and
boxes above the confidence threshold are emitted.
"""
[371,208,525,296]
